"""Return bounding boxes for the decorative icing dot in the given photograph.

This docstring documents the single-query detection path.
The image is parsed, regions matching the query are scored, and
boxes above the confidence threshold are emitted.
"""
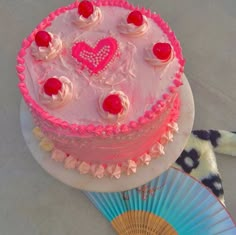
[79,45,112,67]
[43,78,62,96]
[127,10,143,26]
[153,42,172,60]
[35,31,52,47]
[80,47,109,67]
[103,94,123,115]
[78,0,94,18]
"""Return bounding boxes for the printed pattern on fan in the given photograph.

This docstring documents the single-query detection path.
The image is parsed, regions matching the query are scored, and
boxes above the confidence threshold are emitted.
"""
[122,183,165,201]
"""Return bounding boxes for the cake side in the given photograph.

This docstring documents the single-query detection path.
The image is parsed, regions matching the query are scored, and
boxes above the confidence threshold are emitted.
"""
[32,93,179,161]
[33,94,180,178]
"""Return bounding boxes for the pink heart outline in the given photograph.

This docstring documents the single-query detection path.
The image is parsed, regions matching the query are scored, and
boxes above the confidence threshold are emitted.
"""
[72,37,118,74]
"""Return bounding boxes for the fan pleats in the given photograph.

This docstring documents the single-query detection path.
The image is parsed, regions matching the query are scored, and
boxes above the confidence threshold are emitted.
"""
[111,211,177,235]
[85,168,236,235]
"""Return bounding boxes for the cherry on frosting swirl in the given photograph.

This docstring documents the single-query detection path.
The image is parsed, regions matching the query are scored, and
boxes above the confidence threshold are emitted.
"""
[31,32,63,61]
[78,0,94,18]
[145,42,174,66]
[99,91,130,123]
[103,94,123,115]
[127,10,143,26]
[117,13,148,37]
[35,31,52,47]
[73,6,102,29]
[39,76,73,109]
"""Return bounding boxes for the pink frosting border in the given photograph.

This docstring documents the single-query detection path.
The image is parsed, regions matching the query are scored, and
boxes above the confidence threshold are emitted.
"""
[16,0,185,137]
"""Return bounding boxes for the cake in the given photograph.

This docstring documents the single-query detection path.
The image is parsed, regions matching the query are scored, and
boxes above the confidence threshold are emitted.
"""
[16,0,185,179]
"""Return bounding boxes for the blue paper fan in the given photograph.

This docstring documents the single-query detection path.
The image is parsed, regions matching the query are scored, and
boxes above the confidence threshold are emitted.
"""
[85,168,236,235]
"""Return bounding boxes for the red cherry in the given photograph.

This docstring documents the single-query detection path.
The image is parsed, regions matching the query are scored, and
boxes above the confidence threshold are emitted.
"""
[35,31,52,47]
[78,0,94,18]
[153,42,172,60]
[43,78,62,96]
[127,10,143,26]
[103,94,123,115]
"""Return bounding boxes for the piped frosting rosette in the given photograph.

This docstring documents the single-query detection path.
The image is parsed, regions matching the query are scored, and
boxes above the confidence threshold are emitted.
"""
[31,32,63,61]
[117,15,149,37]
[39,76,73,109]
[73,6,102,29]
[99,90,130,123]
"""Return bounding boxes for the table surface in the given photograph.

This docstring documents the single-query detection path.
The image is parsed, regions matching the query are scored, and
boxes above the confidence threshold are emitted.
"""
[1,0,235,234]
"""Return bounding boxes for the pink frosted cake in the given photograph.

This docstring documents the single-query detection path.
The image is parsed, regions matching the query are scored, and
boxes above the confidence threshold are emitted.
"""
[16,0,185,179]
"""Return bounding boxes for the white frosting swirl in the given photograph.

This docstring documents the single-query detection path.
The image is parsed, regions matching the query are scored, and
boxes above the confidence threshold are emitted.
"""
[168,122,179,133]
[39,138,54,152]
[73,6,102,29]
[163,131,174,142]
[149,142,165,157]
[32,127,44,139]
[31,33,63,61]
[51,149,67,162]
[125,160,137,176]
[145,44,174,66]
[99,90,130,123]
[78,161,90,174]
[64,155,78,169]
[117,15,149,37]
[107,164,121,179]
[139,153,151,165]
[91,164,105,179]
[39,76,73,109]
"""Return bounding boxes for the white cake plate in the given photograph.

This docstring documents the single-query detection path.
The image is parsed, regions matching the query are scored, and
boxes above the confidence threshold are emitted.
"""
[20,75,194,192]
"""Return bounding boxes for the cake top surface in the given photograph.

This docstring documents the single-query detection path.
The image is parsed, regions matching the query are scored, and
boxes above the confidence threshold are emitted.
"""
[17,0,184,133]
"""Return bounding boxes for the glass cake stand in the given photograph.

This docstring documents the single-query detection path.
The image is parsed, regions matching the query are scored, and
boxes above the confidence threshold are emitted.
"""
[20,75,194,192]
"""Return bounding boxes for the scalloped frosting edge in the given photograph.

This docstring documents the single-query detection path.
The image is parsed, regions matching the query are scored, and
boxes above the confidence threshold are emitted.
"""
[16,0,185,137]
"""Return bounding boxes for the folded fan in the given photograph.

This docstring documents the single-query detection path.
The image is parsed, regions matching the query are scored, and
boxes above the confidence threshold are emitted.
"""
[85,168,236,235]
